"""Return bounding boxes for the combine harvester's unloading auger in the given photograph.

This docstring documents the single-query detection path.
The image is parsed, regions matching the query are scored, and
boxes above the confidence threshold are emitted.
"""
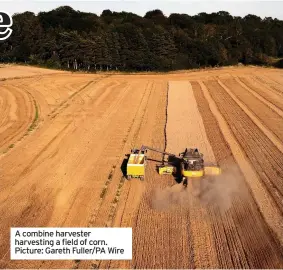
[126,145,221,187]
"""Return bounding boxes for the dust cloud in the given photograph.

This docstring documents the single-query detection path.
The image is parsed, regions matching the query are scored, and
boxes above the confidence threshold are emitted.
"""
[194,163,249,212]
[151,183,190,212]
[151,163,247,214]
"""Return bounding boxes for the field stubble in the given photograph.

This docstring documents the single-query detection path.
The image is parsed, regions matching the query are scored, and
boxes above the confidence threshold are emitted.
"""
[0,66,283,268]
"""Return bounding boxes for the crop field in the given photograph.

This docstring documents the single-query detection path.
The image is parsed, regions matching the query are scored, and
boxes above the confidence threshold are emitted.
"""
[0,65,283,268]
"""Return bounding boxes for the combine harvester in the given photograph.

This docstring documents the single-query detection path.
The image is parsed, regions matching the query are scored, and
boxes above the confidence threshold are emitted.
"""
[126,145,221,187]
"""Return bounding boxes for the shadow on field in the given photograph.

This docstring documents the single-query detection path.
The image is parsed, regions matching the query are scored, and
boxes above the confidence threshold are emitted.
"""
[120,154,129,178]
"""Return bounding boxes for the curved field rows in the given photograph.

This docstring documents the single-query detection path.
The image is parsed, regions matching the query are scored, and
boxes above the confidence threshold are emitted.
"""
[0,77,138,268]
[192,81,283,268]
[13,75,102,118]
[0,83,35,152]
[0,74,102,156]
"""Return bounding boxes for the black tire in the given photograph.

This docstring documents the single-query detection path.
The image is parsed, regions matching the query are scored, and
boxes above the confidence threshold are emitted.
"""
[183,177,188,188]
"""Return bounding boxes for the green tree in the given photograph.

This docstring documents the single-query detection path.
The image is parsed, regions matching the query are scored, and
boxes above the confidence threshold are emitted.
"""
[1,6,283,70]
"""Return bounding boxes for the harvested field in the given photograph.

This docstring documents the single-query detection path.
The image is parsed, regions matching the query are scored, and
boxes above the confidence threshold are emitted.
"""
[193,81,283,268]
[0,83,35,152]
[219,78,283,140]
[0,65,283,268]
[166,81,216,162]
[0,65,63,80]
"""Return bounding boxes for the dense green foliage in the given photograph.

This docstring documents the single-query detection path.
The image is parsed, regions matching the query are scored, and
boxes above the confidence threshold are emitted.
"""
[1,6,283,71]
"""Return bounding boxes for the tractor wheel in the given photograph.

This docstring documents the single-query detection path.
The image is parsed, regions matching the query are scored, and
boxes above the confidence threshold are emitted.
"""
[183,177,188,188]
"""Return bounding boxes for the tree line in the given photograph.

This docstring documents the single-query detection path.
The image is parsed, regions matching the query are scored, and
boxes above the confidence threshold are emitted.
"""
[1,6,283,71]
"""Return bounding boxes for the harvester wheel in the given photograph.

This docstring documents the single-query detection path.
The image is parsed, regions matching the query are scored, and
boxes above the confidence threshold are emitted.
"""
[183,178,188,188]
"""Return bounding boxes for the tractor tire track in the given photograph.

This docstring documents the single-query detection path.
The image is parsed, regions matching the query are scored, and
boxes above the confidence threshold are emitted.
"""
[0,85,34,152]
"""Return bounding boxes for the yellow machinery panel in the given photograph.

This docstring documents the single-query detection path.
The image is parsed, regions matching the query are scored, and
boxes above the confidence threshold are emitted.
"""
[158,166,175,175]
[127,154,145,177]
[204,166,221,175]
[127,165,145,176]
[182,169,204,178]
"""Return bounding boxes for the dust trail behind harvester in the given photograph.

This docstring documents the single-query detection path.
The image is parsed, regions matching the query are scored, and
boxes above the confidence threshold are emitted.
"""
[151,183,189,212]
[193,162,248,213]
[151,162,247,214]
